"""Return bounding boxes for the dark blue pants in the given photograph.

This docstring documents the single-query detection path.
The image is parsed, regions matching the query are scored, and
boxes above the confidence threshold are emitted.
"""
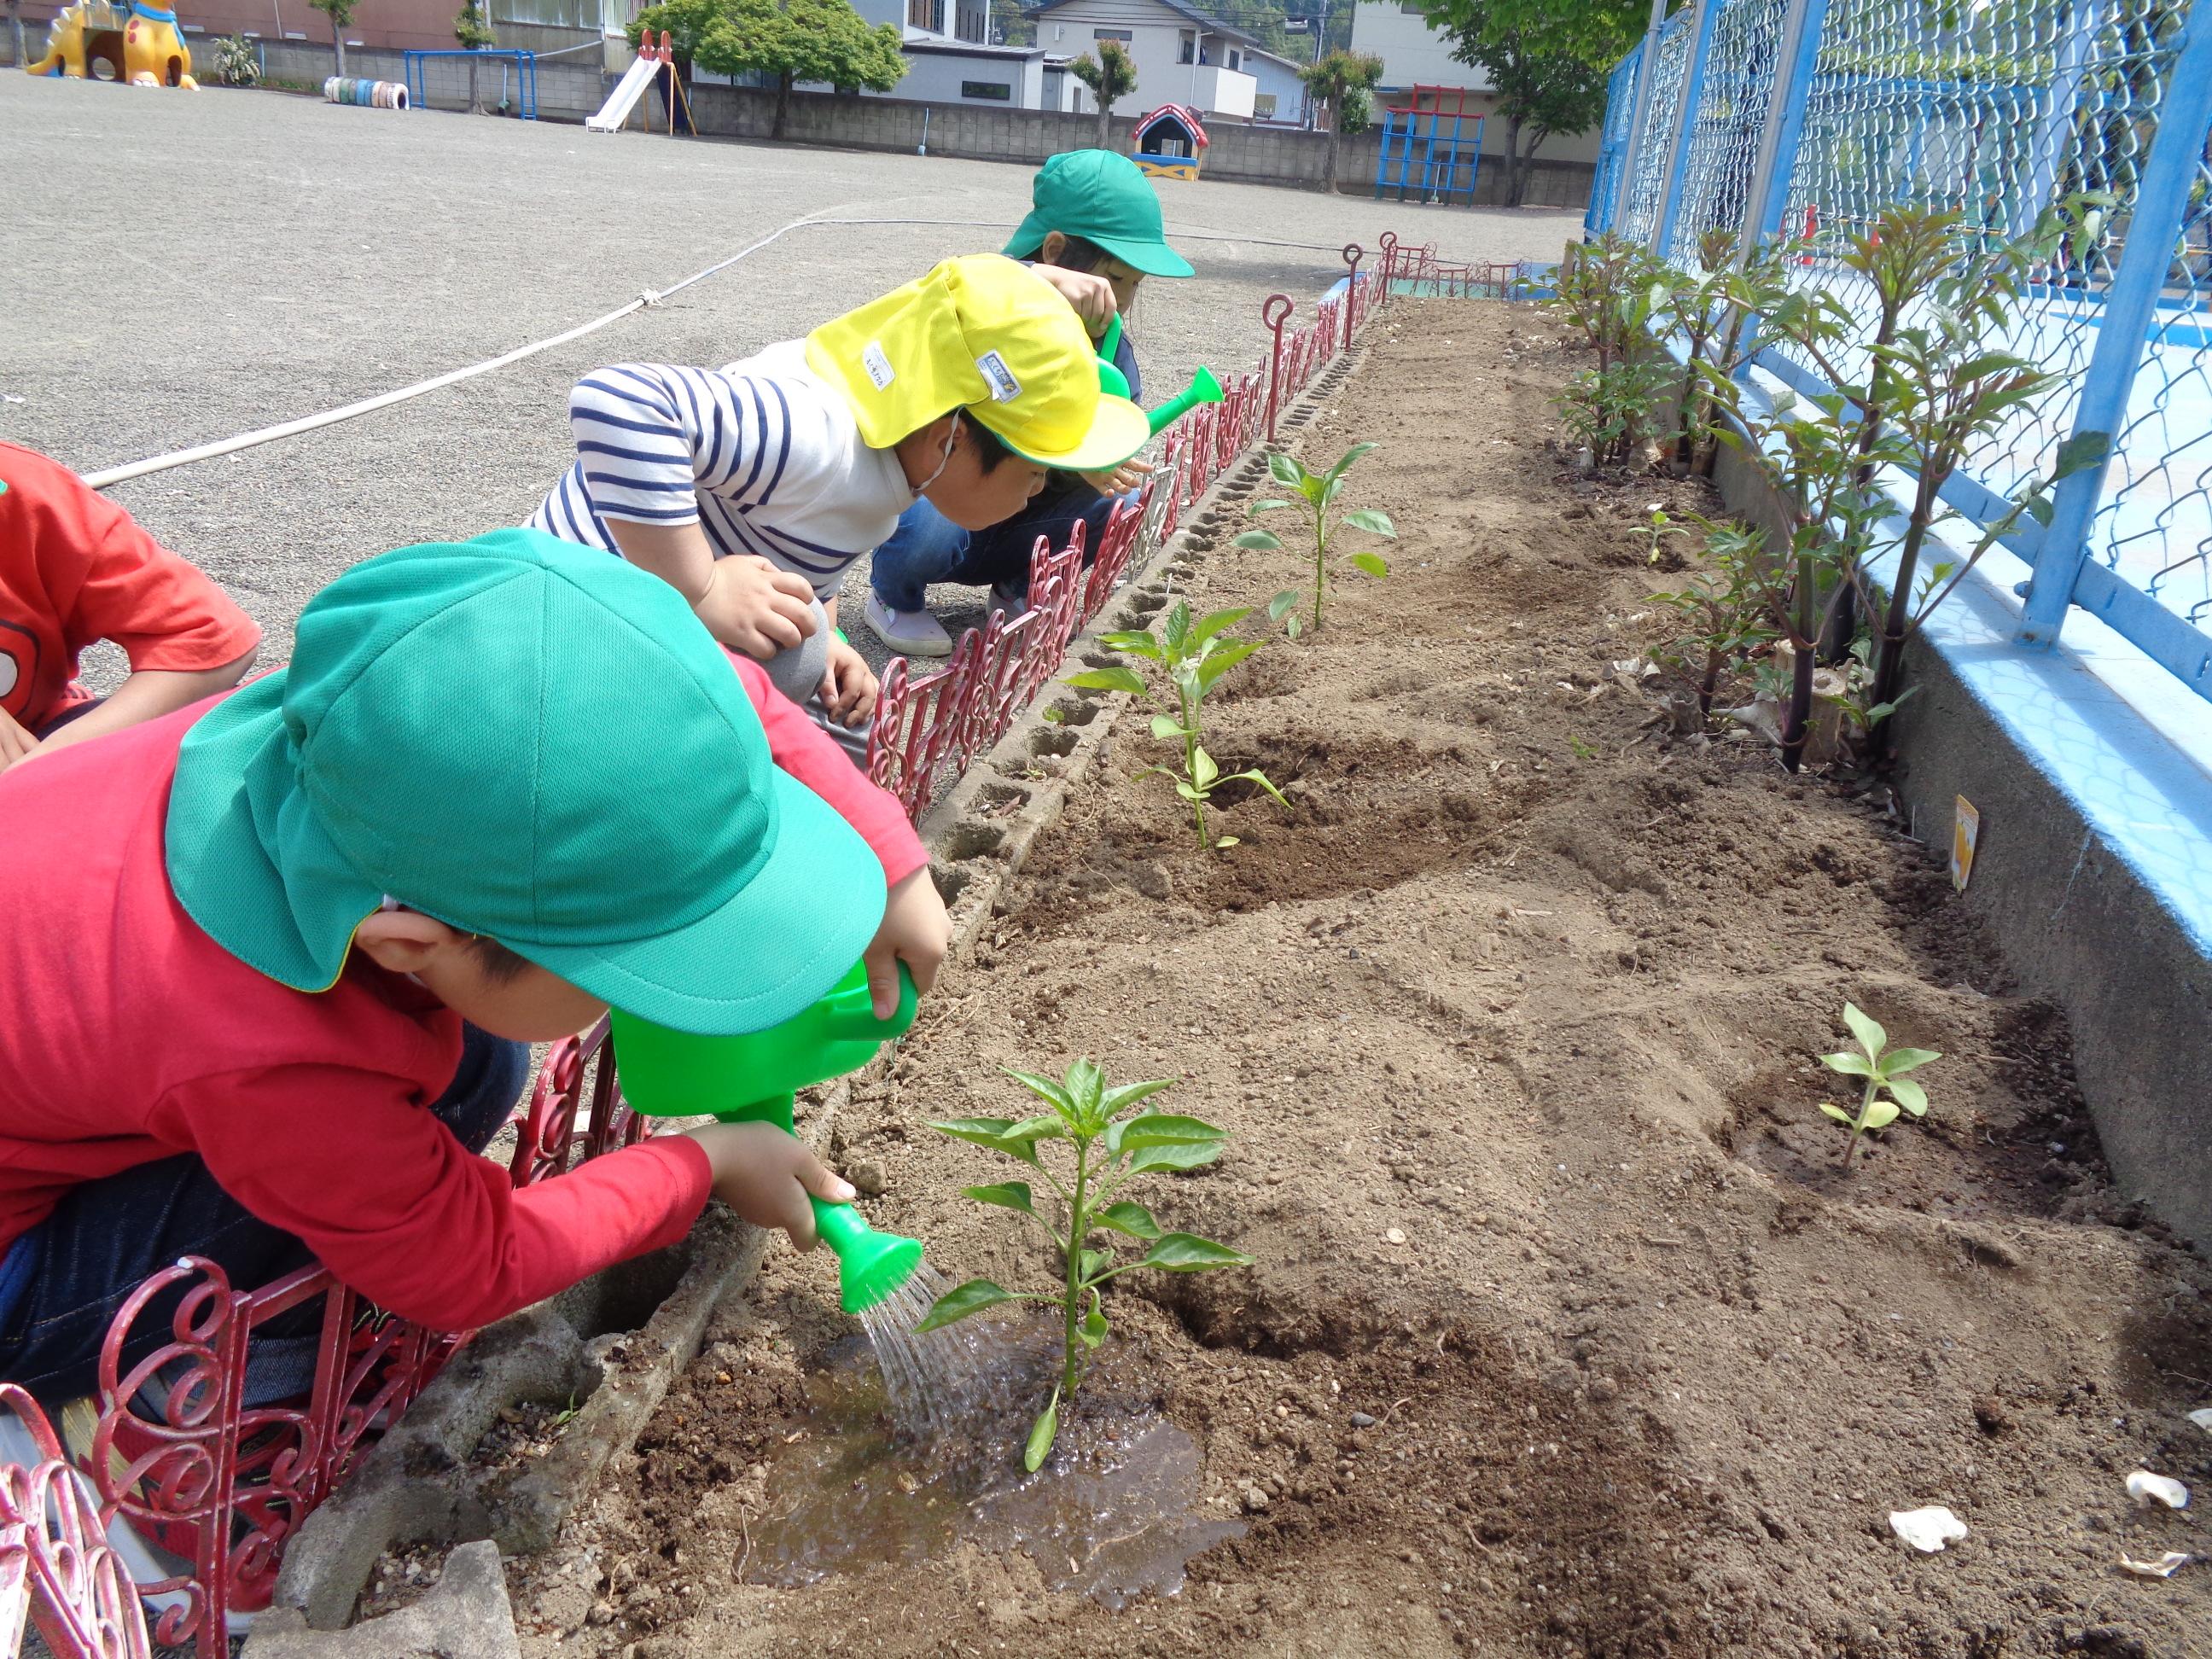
[870,486,1128,610]
[0,1023,527,1406]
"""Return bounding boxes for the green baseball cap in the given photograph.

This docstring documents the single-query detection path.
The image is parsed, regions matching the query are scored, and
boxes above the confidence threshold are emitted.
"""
[165,528,885,1035]
[1004,148,1195,279]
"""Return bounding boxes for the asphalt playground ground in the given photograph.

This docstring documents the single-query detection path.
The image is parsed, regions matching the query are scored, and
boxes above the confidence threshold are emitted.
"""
[3,79,1582,670]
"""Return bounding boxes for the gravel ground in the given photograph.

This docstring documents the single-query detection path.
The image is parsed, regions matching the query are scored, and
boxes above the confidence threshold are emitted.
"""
[3,80,1580,672]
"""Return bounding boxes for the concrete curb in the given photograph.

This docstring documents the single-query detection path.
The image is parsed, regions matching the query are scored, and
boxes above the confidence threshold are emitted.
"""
[243,336,1373,1651]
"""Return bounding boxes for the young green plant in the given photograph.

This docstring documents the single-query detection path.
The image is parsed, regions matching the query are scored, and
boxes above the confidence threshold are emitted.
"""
[918,1061,1251,1471]
[1067,602,1286,850]
[1819,1002,1941,1167]
[1235,445,1395,636]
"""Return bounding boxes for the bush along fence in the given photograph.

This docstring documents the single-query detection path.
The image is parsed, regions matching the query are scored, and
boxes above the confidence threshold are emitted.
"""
[1580,0,2212,716]
[0,237,1431,1659]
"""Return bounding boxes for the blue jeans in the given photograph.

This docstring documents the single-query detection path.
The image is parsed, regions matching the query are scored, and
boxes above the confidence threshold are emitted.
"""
[870,486,1128,611]
[0,1023,527,1407]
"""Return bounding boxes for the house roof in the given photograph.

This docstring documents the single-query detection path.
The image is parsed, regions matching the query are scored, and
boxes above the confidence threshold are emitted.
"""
[902,37,1047,57]
[1026,0,1266,49]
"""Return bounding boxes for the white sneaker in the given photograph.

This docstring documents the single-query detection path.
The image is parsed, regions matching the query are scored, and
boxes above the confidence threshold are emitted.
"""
[864,592,953,658]
[989,582,1030,621]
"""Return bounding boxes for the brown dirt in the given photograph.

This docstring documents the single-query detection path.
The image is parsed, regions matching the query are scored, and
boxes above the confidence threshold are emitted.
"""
[508,301,2212,1658]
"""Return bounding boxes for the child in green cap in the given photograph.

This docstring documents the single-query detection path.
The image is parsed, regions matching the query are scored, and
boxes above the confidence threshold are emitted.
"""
[527,253,1146,756]
[864,149,1195,659]
[0,529,952,1403]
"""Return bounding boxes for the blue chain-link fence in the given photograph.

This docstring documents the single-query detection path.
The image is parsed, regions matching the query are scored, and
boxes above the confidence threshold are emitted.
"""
[1586,0,2212,703]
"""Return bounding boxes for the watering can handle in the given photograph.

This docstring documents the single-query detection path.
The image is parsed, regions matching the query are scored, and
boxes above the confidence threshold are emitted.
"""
[1098,312,1123,364]
[823,961,919,1041]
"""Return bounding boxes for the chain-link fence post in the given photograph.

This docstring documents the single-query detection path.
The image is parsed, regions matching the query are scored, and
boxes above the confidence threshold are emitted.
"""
[1738,0,1828,251]
[1612,0,1676,238]
[1652,0,1720,261]
[2016,0,2212,656]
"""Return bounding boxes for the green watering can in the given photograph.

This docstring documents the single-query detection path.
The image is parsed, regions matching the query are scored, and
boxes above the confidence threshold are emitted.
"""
[1097,314,1225,436]
[611,962,923,1315]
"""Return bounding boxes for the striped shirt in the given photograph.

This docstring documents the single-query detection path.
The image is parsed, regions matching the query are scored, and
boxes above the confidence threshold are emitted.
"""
[528,341,912,597]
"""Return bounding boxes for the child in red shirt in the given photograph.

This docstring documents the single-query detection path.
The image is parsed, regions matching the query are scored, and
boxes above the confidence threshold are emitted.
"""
[0,528,952,1403]
[0,441,261,775]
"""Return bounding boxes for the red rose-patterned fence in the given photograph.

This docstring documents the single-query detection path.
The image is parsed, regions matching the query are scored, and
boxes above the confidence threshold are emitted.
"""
[8,242,1421,1659]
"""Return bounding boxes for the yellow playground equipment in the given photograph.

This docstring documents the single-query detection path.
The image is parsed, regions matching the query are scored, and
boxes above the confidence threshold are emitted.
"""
[26,0,199,88]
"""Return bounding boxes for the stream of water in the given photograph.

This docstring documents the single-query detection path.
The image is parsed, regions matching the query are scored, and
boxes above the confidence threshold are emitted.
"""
[740,1273,1242,1607]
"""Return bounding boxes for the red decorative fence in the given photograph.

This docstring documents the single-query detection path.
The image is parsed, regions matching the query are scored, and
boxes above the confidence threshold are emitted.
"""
[3,241,1431,1659]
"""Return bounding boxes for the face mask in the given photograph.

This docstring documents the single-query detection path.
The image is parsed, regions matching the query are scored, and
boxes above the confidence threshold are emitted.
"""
[911,415,962,498]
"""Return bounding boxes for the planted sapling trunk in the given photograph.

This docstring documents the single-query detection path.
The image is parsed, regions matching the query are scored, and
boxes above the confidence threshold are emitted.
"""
[1235,445,1395,635]
[918,1061,1251,1470]
[1819,1002,1941,1166]
[1067,602,1287,850]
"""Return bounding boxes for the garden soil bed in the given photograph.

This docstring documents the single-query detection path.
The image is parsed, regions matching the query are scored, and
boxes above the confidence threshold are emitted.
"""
[505,302,2212,1658]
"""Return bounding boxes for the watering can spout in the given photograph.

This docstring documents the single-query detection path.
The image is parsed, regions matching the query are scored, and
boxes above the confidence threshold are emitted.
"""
[609,963,925,1314]
[1092,314,1223,437]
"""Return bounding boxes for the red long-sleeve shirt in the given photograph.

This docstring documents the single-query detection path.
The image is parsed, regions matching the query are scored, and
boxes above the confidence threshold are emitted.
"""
[0,655,924,1332]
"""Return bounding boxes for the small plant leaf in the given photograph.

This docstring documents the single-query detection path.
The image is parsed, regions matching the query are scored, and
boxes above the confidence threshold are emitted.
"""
[1819,1103,1854,1124]
[1819,1051,1875,1077]
[1097,1200,1164,1239]
[1162,602,1191,655]
[962,1182,1035,1215]
[1340,509,1397,538]
[1862,1099,1901,1132]
[1841,1002,1887,1059]
[1113,1113,1229,1151]
[1881,1047,1943,1075]
[1173,780,1206,803]
[1267,450,1307,488]
[1079,1249,1113,1283]
[1195,639,1260,692]
[1191,745,1220,789]
[1884,1076,1929,1117]
[916,1278,1019,1333]
[1066,667,1147,696]
[1235,529,1284,551]
[1101,1078,1178,1116]
[1000,1068,1075,1116]
[1324,441,1377,484]
[1284,614,1304,639]
[1025,1394,1059,1471]
[932,1116,1023,1150]
[1151,713,1190,740]
[1126,1140,1225,1174]
[1062,1059,1106,1128]
[1267,589,1303,622]
[1098,629,1161,655]
[1190,608,1253,645]
[1080,1294,1109,1349]
[2052,430,2110,480]
[1003,1113,1070,1142]
[1297,471,1328,505]
[1138,1233,1254,1272]
[1248,498,1295,515]
[1220,769,1290,808]
[1348,551,1390,579]
[1216,834,1240,847]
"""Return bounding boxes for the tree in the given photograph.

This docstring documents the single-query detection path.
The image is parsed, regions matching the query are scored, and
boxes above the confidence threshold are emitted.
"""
[1419,0,1650,207]
[630,0,729,76]
[694,0,906,142]
[453,0,495,113]
[309,0,357,77]
[1069,38,1137,148]
[1299,49,1383,195]
[989,0,1033,46]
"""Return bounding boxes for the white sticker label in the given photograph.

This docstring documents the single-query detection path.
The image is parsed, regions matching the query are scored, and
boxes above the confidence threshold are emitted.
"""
[975,350,1022,404]
[861,341,895,391]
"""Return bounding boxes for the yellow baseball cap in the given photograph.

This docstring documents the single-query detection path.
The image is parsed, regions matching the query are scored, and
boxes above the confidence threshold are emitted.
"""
[805,254,1149,473]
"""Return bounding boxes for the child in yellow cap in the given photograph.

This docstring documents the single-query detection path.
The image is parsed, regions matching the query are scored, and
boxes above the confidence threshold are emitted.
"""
[527,254,1146,758]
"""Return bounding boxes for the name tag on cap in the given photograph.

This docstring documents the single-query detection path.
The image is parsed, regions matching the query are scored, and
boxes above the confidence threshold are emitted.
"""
[862,341,895,390]
[975,351,1022,404]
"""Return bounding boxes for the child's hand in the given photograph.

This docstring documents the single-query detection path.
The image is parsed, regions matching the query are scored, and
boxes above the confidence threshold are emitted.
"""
[695,556,819,660]
[689,1121,856,1249]
[1080,457,1154,496]
[0,707,43,776]
[820,636,880,727]
[864,866,951,1017]
[1031,265,1119,340]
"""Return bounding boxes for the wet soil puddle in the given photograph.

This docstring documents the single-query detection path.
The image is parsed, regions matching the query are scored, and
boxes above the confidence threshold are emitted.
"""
[739,1324,1243,1608]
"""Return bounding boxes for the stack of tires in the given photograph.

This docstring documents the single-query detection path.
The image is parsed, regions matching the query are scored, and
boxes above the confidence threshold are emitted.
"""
[323,77,409,109]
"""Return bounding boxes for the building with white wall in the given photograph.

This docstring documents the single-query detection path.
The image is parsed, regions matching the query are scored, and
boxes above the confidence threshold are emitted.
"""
[1026,0,1262,119]
[1242,44,1310,125]
[1347,0,1485,93]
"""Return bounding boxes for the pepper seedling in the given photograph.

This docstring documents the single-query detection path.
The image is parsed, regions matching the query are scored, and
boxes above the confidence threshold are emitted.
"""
[918,1060,1251,1471]
[1233,444,1394,636]
[1819,1002,1941,1166]
[1067,601,1287,851]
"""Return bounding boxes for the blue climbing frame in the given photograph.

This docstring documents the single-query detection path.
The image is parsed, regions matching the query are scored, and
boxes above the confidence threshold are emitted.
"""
[1372,86,1486,207]
[1585,0,2212,706]
[402,48,538,120]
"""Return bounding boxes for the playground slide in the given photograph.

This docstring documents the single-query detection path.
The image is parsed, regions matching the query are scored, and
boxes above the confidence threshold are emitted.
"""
[585,53,658,132]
